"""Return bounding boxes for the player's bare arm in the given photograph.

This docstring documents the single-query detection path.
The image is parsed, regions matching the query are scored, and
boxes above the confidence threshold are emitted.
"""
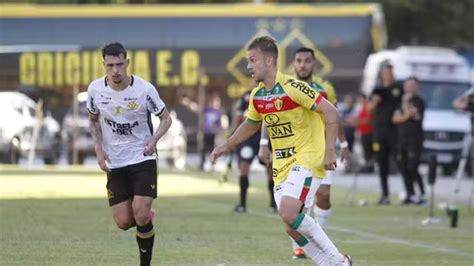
[210,120,261,164]
[312,98,339,170]
[258,123,271,166]
[144,108,172,156]
[337,117,351,167]
[89,112,110,172]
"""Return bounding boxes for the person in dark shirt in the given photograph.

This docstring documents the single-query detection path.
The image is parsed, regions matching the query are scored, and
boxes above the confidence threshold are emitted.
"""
[368,64,403,205]
[393,77,426,204]
[231,80,276,213]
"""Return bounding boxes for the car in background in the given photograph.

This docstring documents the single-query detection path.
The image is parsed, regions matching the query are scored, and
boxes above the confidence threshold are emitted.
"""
[63,92,187,168]
[0,92,61,164]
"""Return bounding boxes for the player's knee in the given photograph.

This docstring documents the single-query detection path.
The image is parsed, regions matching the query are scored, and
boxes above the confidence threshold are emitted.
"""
[279,210,298,226]
[115,219,133,230]
[316,186,330,200]
[134,210,150,226]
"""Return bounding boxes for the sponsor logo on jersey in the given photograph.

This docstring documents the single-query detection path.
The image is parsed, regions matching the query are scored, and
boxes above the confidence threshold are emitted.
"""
[268,122,294,139]
[100,94,112,100]
[291,165,301,171]
[146,95,160,113]
[286,79,316,99]
[124,97,138,101]
[127,102,139,110]
[264,113,280,125]
[272,157,297,178]
[114,106,122,115]
[275,146,296,159]
[104,118,139,135]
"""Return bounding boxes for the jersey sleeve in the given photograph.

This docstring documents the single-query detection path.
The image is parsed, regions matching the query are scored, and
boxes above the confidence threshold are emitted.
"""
[322,80,337,105]
[285,79,323,110]
[146,85,166,116]
[245,90,262,123]
[86,84,99,115]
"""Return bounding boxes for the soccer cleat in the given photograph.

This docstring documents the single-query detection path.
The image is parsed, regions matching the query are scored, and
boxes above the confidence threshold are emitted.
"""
[341,253,352,266]
[292,248,306,259]
[401,197,417,205]
[270,206,278,214]
[233,204,246,213]
[150,208,156,223]
[377,196,390,205]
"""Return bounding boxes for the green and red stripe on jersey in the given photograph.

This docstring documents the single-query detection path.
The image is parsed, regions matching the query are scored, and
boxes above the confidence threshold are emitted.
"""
[253,94,300,114]
[252,87,324,114]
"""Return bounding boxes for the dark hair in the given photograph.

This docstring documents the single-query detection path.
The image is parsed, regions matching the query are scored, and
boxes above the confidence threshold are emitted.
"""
[247,36,278,62]
[382,63,393,70]
[102,42,127,59]
[405,76,419,83]
[295,47,315,59]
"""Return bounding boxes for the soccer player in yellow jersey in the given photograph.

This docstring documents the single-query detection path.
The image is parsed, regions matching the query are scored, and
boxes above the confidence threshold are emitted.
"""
[260,47,351,259]
[210,36,351,265]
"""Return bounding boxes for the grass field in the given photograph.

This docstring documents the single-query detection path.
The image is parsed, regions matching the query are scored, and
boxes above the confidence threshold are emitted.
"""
[1,168,473,265]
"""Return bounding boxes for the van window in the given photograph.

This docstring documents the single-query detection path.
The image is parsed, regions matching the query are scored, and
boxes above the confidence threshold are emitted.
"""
[419,82,470,109]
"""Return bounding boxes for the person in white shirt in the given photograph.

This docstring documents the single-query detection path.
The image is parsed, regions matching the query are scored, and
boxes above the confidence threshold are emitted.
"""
[87,42,171,266]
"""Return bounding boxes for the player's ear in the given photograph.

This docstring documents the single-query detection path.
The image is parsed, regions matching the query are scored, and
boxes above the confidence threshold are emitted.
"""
[264,55,273,67]
[126,58,130,67]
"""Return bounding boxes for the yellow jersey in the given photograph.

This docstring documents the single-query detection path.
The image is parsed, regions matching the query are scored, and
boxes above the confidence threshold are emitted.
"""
[310,76,337,105]
[246,71,326,185]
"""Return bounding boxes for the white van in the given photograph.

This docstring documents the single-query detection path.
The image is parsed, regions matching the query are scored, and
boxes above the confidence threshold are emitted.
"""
[0,92,61,164]
[361,46,472,175]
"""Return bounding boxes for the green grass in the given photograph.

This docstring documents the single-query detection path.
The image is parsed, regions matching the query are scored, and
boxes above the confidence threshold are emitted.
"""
[0,169,473,265]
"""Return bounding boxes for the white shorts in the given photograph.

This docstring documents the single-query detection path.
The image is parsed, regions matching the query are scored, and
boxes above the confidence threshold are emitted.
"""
[273,165,322,210]
[321,170,333,186]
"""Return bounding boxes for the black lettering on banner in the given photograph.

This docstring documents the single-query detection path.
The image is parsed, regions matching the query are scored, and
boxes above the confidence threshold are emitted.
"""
[274,146,296,159]
[264,113,280,125]
[268,122,294,139]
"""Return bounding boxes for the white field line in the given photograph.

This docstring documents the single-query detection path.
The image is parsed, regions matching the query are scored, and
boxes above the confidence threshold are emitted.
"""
[195,199,474,259]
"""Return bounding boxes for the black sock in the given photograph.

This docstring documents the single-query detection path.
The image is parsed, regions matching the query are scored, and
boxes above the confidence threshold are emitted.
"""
[268,179,276,207]
[136,221,155,266]
[239,175,249,207]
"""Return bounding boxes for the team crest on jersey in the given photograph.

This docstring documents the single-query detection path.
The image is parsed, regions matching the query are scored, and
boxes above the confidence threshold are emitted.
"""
[114,106,122,115]
[264,113,280,125]
[127,102,139,110]
[274,97,283,111]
